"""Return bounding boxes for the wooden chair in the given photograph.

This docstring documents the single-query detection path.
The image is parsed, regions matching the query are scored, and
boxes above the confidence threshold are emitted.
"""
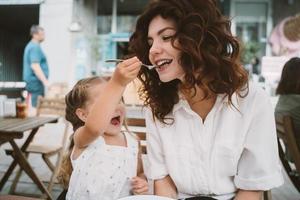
[125,117,146,154]
[263,190,272,200]
[46,82,68,99]
[275,113,300,192]
[6,97,70,195]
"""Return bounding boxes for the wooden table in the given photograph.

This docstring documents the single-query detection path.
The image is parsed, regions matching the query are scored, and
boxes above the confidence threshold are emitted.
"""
[0,117,58,200]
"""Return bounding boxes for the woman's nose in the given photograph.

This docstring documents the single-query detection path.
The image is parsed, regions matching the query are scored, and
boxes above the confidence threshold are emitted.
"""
[149,42,162,55]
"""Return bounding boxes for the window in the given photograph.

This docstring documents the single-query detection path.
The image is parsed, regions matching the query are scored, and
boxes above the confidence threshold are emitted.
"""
[231,0,272,64]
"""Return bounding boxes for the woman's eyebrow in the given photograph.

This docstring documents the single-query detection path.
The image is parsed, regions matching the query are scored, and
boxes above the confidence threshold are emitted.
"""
[148,27,176,39]
[157,27,175,35]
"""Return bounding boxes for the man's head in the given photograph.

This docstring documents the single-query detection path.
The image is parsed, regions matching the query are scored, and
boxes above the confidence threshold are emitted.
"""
[30,25,45,42]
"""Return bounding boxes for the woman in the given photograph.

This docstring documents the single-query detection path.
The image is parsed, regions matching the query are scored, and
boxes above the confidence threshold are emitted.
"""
[129,0,283,199]
[275,57,300,151]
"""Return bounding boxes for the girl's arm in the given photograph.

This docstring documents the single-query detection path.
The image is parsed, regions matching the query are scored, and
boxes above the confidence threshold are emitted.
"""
[154,175,177,198]
[74,57,141,148]
[234,190,262,200]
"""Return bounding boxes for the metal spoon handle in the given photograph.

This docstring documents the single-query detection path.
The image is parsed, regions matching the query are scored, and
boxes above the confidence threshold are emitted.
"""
[105,59,124,63]
[105,59,156,70]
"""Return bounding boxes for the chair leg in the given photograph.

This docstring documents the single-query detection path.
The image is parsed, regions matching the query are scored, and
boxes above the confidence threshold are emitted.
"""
[263,190,272,200]
[9,166,22,194]
[47,150,64,192]
[9,152,29,194]
[43,149,63,191]
[42,153,55,192]
[42,154,55,172]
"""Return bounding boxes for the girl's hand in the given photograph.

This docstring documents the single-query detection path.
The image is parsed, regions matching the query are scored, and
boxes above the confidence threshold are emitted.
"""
[111,56,142,87]
[131,176,149,195]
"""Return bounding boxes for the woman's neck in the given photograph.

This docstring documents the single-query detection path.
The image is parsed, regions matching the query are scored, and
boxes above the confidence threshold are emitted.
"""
[182,85,217,122]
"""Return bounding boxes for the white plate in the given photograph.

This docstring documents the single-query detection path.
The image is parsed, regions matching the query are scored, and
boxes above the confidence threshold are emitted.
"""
[118,195,175,200]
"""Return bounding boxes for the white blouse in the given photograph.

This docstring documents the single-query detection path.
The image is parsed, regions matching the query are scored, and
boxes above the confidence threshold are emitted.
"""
[145,83,283,200]
[66,132,139,200]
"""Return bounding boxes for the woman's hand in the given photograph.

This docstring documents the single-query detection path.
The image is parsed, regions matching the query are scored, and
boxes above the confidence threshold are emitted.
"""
[111,56,142,87]
[131,176,149,195]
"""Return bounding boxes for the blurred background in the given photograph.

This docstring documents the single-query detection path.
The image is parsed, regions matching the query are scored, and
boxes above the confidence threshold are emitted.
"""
[0,0,300,199]
[0,0,299,100]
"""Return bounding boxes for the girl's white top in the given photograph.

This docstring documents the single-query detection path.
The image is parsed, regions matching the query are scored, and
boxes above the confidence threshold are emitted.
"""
[145,83,283,200]
[66,132,139,200]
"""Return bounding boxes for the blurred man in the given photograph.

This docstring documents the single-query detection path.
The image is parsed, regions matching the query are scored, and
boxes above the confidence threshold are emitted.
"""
[23,25,49,108]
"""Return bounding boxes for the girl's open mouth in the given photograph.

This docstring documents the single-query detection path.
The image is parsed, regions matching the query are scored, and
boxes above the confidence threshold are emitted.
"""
[110,115,121,126]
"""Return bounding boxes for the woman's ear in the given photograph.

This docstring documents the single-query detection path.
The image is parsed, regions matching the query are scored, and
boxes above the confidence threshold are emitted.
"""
[75,108,87,122]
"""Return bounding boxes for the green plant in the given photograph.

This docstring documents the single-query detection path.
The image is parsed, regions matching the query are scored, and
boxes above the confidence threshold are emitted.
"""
[241,41,260,64]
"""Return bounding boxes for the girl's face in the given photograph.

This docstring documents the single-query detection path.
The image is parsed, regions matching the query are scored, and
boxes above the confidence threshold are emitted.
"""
[83,83,126,136]
[148,15,185,82]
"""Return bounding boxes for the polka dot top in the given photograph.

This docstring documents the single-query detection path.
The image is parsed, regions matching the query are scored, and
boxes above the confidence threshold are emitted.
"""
[66,132,139,200]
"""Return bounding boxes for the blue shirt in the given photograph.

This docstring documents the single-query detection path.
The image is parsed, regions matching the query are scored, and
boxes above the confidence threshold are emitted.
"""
[23,41,49,92]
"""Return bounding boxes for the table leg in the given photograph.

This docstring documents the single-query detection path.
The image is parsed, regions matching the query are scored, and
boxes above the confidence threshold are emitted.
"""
[0,128,38,190]
[9,140,53,200]
[0,157,18,189]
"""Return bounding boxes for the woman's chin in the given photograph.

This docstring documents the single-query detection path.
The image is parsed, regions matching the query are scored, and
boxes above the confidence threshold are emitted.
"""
[159,75,178,83]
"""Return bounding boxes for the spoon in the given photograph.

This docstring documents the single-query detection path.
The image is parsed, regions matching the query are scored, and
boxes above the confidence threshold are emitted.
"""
[105,59,157,70]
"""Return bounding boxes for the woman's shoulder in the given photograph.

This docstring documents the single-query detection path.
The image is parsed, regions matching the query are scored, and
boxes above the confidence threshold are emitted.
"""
[239,82,269,102]
[228,82,272,113]
[144,107,155,122]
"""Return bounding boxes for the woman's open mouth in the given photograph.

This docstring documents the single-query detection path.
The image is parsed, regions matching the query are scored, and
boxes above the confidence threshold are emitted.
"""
[155,59,173,71]
[110,115,121,126]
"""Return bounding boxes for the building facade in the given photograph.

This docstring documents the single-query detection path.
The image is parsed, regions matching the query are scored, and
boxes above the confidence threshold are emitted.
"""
[0,0,299,96]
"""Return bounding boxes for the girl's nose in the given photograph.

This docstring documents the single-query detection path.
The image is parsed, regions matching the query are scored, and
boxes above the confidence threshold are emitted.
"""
[116,104,125,114]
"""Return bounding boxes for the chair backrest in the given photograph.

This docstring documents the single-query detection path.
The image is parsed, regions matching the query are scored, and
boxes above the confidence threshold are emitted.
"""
[275,113,300,191]
[125,117,146,154]
[276,114,300,170]
[36,97,66,117]
[46,82,69,99]
[36,97,70,149]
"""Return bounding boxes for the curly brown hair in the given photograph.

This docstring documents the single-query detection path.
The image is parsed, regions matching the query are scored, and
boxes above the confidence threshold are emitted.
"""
[57,77,106,188]
[129,0,248,123]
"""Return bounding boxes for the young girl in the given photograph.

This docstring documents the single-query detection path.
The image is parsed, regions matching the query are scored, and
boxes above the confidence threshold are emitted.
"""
[62,57,148,200]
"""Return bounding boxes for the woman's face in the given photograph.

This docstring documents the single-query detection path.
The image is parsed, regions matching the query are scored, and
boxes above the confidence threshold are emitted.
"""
[148,15,185,82]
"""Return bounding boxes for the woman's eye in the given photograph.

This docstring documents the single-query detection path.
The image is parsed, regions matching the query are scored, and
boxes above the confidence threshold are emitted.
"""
[162,35,173,41]
[147,40,153,47]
